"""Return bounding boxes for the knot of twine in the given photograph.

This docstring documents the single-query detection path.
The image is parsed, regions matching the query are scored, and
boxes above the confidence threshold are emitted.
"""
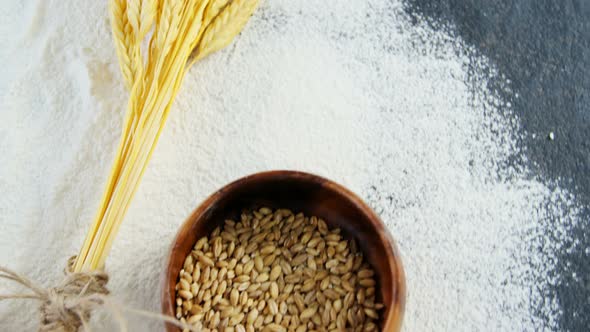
[1,257,198,332]
[40,257,109,332]
[1,257,109,332]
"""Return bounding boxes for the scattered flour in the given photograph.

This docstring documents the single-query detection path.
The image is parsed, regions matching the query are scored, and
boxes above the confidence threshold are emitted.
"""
[0,0,580,331]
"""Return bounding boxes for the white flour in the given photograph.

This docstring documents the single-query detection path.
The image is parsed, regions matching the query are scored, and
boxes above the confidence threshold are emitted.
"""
[0,0,580,331]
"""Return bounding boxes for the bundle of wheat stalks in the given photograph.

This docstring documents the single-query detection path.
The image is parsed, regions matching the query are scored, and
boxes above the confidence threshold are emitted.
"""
[74,0,259,272]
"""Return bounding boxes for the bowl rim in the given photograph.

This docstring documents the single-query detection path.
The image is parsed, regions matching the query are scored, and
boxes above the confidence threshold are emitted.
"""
[161,170,405,331]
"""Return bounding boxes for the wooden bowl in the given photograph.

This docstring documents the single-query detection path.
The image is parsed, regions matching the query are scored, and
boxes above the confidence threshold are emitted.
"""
[162,170,405,331]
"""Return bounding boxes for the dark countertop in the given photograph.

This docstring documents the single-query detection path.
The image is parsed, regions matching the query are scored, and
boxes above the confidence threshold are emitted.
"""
[403,1,589,330]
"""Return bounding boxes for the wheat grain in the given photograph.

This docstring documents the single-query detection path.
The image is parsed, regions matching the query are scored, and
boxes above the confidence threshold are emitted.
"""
[176,208,382,331]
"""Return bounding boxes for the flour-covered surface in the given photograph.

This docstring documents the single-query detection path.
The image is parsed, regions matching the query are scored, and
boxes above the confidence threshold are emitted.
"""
[0,0,585,331]
[403,1,590,330]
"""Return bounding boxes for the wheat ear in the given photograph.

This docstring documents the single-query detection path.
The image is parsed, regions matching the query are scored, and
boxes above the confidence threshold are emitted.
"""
[203,0,231,27]
[109,0,135,89]
[138,0,156,38]
[152,0,183,60]
[193,0,259,61]
[126,0,157,84]
[185,0,229,60]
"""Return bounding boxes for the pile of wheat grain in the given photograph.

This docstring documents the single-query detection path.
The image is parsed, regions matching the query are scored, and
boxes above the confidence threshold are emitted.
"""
[176,208,383,332]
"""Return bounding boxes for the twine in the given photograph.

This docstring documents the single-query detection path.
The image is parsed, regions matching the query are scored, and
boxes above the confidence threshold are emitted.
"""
[0,257,200,332]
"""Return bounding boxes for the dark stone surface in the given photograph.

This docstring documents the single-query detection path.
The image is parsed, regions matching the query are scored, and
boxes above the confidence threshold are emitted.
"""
[402,0,590,330]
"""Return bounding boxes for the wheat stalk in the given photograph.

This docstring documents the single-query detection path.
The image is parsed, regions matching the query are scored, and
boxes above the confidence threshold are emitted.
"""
[75,0,259,272]
[76,0,140,271]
